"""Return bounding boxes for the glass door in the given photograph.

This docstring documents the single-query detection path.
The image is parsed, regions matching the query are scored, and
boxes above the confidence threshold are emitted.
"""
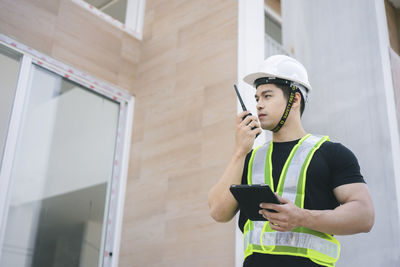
[0,64,120,267]
[0,45,22,172]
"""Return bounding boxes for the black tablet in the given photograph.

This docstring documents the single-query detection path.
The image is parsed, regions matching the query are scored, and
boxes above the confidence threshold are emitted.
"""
[230,184,281,221]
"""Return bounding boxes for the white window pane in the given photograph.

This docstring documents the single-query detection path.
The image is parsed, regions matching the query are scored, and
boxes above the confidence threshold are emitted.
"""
[265,13,282,44]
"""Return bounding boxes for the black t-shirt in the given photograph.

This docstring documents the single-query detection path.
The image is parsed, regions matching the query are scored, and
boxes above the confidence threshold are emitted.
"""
[239,139,365,267]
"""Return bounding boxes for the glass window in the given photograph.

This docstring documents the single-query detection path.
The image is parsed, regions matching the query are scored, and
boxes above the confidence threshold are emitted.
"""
[0,65,120,267]
[83,0,145,34]
[86,0,128,24]
[265,12,282,44]
[0,45,21,171]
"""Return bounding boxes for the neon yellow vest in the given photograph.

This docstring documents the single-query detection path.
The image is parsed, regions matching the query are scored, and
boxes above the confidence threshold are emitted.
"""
[243,134,340,267]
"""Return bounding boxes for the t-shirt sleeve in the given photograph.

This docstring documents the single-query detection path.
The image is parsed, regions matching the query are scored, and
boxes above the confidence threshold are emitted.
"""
[329,143,365,188]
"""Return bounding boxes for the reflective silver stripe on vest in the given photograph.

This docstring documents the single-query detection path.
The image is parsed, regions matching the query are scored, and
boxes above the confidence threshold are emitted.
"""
[251,144,269,184]
[281,135,321,202]
[246,229,339,259]
[244,229,250,251]
[245,221,264,250]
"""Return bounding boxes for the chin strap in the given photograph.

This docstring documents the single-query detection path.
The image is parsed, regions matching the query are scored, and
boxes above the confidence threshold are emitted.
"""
[271,84,298,132]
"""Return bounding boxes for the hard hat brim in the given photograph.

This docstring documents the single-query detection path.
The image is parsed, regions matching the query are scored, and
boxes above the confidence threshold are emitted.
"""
[243,72,312,92]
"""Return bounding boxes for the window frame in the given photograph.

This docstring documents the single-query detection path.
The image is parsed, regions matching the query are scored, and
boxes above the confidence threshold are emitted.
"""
[264,3,282,45]
[237,0,268,264]
[264,3,282,26]
[72,0,146,40]
[0,34,134,267]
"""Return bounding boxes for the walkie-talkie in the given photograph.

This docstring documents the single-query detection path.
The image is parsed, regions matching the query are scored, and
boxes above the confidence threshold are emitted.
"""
[234,84,260,138]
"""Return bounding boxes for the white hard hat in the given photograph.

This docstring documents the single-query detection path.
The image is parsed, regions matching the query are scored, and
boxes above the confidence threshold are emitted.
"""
[243,55,312,97]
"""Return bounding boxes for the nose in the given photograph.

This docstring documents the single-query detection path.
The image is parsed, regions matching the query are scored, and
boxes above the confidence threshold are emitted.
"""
[256,101,264,110]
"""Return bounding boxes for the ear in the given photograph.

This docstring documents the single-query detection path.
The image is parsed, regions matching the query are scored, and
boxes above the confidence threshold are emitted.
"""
[292,91,302,110]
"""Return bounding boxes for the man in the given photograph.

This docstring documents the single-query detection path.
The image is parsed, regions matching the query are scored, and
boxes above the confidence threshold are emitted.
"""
[208,55,374,267]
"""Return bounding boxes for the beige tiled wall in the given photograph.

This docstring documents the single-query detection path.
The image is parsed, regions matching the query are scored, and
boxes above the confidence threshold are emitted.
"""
[0,0,238,266]
[385,0,400,55]
[121,1,238,266]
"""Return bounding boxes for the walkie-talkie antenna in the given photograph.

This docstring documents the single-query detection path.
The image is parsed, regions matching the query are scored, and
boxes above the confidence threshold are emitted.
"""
[234,84,260,138]
[234,84,247,111]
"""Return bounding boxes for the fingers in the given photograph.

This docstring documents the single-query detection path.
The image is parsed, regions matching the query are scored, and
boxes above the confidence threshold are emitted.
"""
[259,209,288,231]
[236,112,260,140]
[240,115,257,127]
[245,121,261,139]
[237,112,258,126]
[240,116,259,129]
[237,111,250,123]
[247,120,260,129]
[259,194,288,208]
[260,203,283,212]
[269,223,288,232]
[234,112,261,155]
[252,127,262,136]
[259,209,284,221]
[275,193,288,204]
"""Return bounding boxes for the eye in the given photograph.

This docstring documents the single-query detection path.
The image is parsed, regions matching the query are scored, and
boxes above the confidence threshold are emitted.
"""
[264,94,272,98]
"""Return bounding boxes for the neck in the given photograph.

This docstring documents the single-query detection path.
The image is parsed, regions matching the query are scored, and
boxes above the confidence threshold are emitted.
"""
[271,117,307,142]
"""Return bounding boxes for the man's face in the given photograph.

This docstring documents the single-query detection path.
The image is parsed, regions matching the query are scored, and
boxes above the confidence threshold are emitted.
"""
[255,84,287,130]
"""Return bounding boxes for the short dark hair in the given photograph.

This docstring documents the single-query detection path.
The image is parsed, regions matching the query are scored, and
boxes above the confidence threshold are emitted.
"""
[274,83,305,116]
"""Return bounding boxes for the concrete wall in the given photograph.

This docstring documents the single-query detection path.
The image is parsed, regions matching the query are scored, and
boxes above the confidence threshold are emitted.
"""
[282,0,400,266]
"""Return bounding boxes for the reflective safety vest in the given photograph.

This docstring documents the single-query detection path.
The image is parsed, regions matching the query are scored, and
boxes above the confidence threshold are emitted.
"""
[243,134,341,267]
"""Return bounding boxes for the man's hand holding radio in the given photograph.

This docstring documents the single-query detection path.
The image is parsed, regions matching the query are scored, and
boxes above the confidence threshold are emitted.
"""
[235,111,262,157]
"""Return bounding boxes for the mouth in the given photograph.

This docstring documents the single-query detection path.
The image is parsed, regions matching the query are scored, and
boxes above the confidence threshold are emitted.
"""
[258,114,266,119]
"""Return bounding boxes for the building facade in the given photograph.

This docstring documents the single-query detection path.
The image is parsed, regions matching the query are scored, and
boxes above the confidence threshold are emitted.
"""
[0,0,399,266]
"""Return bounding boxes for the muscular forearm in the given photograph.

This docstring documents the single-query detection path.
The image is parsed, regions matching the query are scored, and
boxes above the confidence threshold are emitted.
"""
[301,200,375,235]
[208,152,246,222]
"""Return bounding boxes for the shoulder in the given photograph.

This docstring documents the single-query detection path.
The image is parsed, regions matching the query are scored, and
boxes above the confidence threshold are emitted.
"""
[317,138,365,187]
[318,139,358,162]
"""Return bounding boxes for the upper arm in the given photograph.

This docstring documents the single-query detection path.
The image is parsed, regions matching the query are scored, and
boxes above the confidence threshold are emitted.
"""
[328,142,370,205]
[329,143,375,232]
[333,183,373,207]
[333,183,375,232]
